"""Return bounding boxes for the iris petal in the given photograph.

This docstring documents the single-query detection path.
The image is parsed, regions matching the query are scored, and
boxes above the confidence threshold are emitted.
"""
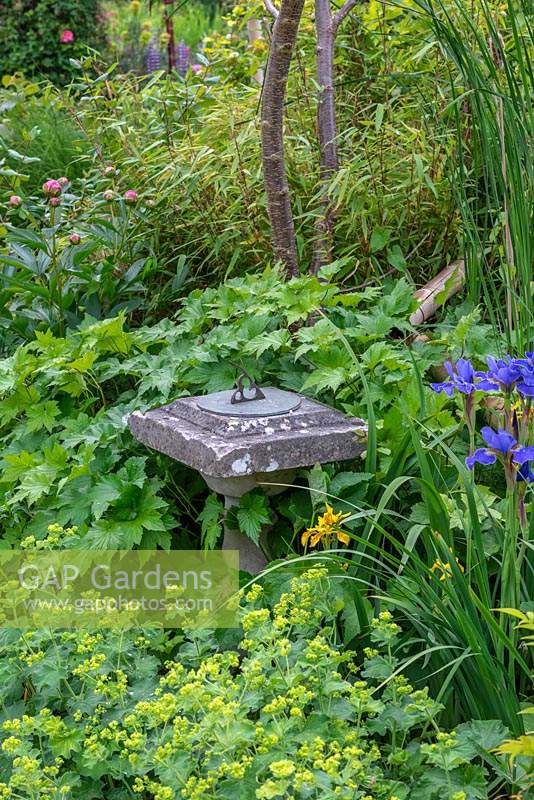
[480,427,516,453]
[517,463,534,483]
[466,449,496,469]
[444,361,455,380]
[517,382,534,397]
[456,358,475,383]
[430,382,455,397]
[474,376,500,391]
[512,446,534,465]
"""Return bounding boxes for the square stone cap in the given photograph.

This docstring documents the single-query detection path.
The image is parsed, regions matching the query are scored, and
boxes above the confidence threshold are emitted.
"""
[129,390,367,479]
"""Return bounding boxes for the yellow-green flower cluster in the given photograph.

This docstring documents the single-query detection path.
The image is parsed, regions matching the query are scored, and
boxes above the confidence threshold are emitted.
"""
[370,610,401,644]
[0,570,489,799]
[21,523,78,551]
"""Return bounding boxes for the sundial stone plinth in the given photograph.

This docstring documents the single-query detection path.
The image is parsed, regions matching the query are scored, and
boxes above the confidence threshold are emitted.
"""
[129,381,367,573]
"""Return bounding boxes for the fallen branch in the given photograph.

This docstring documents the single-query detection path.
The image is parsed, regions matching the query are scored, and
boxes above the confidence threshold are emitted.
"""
[409,259,465,326]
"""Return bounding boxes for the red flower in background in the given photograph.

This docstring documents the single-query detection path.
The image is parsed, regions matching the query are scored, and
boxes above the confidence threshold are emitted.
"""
[60,30,74,44]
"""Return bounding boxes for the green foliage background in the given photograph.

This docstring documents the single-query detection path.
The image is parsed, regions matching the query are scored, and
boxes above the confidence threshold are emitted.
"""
[0,1,532,794]
[1,0,460,288]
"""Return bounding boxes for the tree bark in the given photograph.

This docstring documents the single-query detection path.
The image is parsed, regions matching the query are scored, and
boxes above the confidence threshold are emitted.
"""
[261,0,305,278]
[163,0,176,72]
[312,0,337,273]
[311,0,358,274]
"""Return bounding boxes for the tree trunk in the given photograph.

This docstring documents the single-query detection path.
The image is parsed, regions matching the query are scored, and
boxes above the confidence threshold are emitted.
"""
[261,0,305,278]
[312,0,338,273]
[163,0,176,72]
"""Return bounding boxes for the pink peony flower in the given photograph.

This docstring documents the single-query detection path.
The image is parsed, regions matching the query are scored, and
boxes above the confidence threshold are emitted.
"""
[50,197,61,207]
[42,180,62,197]
[58,176,69,187]
[69,233,81,245]
[123,189,138,203]
[191,64,202,74]
[60,30,75,44]
[9,195,22,207]
[103,190,114,201]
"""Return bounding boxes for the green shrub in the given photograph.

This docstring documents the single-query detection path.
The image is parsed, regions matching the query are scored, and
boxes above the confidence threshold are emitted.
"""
[0,0,467,289]
[0,264,511,736]
[0,567,510,798]
[0,270,449,543]
[0,172,156,347]
[0,0,104,85]
[0,267,495,546]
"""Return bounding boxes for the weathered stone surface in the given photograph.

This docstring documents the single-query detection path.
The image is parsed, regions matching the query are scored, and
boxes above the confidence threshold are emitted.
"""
[129,390,367,479]
[202,470,297,499]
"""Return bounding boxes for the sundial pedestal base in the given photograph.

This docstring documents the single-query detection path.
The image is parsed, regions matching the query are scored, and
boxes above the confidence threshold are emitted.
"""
[202,471,296,575]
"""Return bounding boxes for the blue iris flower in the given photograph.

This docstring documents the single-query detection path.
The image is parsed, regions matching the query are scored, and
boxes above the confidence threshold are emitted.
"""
[466,426,534,472]
[476,356,520,393]
[431,359,478,397]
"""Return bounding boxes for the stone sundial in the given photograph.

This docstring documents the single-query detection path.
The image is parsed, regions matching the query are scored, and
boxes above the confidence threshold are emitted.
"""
[129,373,367,573]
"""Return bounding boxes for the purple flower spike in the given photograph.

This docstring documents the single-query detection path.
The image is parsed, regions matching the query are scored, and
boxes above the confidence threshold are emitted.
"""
[146,40,162,73]
[176,41,191,76]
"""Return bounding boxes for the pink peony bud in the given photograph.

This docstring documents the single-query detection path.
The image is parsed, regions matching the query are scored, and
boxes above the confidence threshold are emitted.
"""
[69,233,81,244]
[58,176,69,187]
[50,197,61,207]
[104,165,115,175]
[42,180,62,197]
[123,189,138,203]
[9,195,22,207]
[191,64,202,74]
[103,190,114,201]
[60,30,75,44]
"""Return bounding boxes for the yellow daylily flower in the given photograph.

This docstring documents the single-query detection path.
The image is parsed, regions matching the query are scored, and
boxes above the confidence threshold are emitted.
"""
[301,504,351,550]
[430,556,465,581]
